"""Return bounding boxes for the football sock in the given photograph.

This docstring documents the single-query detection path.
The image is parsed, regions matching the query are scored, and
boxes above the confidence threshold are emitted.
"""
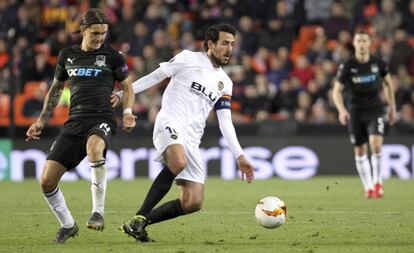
[371,152,382,185]
[147,199,184,225]
[137,166,176,217]
[355,155,373,191]
[91,160,107,215]
[44,187,75,229]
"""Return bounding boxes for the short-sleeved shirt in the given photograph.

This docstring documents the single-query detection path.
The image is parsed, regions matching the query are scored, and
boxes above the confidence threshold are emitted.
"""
[156,50,233,146]
[336,55,388,110]
[55,44,129,127]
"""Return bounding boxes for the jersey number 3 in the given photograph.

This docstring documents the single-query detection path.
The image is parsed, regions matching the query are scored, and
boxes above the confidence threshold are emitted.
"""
[100,123,111,136]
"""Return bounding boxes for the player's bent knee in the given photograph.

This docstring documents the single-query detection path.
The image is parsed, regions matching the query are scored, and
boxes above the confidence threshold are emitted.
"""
[39,176,58,193]
[169,158,188,171]
[87,147,104,161]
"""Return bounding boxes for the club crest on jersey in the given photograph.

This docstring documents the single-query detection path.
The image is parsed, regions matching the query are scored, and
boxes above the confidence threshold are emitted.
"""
[371,64,379,73]
[94,55,106,67]
[218,81,224,91]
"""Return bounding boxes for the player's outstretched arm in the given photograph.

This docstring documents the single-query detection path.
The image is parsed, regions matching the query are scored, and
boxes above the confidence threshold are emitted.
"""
[332,80,349,125]
[119,76,137,132]
[26,78,65,141]
[216,109,254,183]
[112,68,169,107]
[383,74,397,126]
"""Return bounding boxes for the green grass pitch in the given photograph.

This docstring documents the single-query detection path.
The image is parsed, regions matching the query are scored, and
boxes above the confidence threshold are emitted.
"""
[1,177,413,253]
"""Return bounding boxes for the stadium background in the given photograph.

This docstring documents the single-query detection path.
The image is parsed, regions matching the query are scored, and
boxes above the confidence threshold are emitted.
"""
[0,0,413,180]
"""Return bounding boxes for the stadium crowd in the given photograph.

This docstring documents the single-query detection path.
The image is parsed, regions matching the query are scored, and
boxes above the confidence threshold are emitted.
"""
[1,0,414,125]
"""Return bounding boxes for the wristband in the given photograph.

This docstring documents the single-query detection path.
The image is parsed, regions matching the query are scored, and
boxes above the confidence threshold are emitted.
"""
[123,108,132,115]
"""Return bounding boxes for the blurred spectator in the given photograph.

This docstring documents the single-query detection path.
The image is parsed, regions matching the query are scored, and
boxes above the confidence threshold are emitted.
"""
[389,29,413,74]
[14,5,39,44]
[65,5,81,34]
[49,28,71,57]
[0,38,10,70]
[238,16,259,55]
[307,29,331,64]
[372,0,402,38]
[399,103,414,124]
[259,17,293,52]
[153,29,173,61]
[289,55,314,88]
[402,0,414,36]
[0,68,11,93]
[112,6,136,43]
[144,3,166,34]
[25,52,53,82]
[134,86,162,124]
[128,21,151,57]
[22,81,48,117]
[0,0,16,40]
[42,0,68,32]
[322,2,351,40]
[304,0,334,24]
[142,44,162,74]
[293,90,312,122]
[267,55,289,89]
[308,98,334,123]
[180,31,196,51]
[251,47,270,74]
[271,78,298,115]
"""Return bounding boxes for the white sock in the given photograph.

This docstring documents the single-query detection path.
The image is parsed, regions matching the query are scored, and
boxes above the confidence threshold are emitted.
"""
[91,160,107,215]
[355,155,374,191]
[44,187,75,229]
[371,152,382,185]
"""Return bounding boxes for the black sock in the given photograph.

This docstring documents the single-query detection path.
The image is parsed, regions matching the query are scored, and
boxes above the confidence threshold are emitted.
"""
[147,199,184,225]
[137,166,176,217]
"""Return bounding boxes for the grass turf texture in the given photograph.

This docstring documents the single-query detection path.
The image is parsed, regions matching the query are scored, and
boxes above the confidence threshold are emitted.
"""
[0,177,413,253]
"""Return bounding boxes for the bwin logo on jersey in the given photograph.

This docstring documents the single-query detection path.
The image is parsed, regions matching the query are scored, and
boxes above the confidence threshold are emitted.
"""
[190,82,218,103]
[67,68,102,77]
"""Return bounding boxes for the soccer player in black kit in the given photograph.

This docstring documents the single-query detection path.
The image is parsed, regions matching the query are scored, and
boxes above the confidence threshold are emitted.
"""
[26,9,136,243]
[333,30,396,199]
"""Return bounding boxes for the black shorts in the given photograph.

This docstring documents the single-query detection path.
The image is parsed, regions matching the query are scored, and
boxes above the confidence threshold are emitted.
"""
[46,118,116,170]
[348,108,386,146]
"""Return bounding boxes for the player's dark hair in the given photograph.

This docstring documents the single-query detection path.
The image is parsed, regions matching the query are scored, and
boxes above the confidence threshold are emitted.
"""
[79,8,110,30]
[203,24,237,51]
[354,29,371,38]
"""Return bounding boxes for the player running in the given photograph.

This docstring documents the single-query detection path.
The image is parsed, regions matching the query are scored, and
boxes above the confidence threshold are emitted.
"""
[333,30,397,199]
[113,23,254,242]
[26,8,136,243]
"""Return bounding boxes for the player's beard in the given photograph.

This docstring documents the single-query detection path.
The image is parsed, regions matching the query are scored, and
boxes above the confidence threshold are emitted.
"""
[210,53,228,67]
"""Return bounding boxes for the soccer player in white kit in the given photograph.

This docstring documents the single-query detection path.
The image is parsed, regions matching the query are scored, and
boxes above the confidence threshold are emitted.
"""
[115,24,254,242]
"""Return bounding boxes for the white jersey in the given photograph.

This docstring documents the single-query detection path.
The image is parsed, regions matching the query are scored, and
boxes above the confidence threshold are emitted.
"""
[156,50,233,146]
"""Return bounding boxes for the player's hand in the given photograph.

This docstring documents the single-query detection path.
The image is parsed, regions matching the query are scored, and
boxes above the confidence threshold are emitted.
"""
[388,108,397,126]
[122,113,137,132]
[26,120,45,141]
[338,110,350,125]
[111,93,121,107]
[237,154,254,183]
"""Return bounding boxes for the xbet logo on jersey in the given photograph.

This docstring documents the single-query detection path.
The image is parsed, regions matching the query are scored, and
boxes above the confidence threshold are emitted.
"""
[67,68,102,77]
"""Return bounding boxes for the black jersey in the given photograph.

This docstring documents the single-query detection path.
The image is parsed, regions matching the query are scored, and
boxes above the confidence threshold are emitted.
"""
[54,44,129,121]
[336,55,388,109]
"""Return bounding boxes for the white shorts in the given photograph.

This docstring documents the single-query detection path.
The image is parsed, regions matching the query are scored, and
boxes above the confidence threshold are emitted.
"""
[153,120,206,184]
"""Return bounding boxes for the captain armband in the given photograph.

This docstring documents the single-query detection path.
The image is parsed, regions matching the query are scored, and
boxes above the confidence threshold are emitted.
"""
[214,95,232,110]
